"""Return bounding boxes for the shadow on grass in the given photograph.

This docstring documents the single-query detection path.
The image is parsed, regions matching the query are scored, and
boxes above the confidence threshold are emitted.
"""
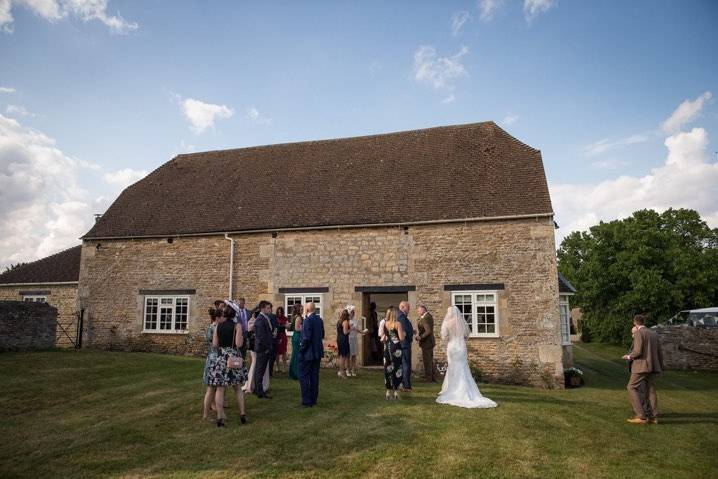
[657,412,718,425]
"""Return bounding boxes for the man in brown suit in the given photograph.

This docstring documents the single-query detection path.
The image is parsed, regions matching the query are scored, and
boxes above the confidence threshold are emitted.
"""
[415,305,436,382]
[622,314,665,425]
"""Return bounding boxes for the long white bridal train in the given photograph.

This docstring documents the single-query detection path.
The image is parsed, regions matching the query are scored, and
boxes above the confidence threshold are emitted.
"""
[436,306,497,409]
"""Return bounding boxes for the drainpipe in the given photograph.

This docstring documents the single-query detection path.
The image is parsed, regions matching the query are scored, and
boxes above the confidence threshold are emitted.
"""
[224,233,235,299]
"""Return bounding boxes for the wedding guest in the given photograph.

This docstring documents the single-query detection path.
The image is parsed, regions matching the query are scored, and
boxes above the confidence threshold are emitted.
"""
[243,307,270,395]
[299,302,325,407]
[336,309,351,379]
[623,314,665,425]
[202,307,219,420]
[267,308,279,377]
[208,307,248,427]
[228,297,250,359]
[274,306,289,373]
[288,304,303,380]
[397,301,414,392]
[415,305,436,382]
[383,307,405,400]
[346,305,363,377]
[369,302,381,363]
[253,301,274,398]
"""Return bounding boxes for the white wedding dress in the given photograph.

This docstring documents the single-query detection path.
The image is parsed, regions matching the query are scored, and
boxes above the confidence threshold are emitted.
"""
[436,306,497,409]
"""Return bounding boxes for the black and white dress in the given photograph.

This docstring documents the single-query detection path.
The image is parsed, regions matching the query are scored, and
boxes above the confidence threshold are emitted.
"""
[207,320,248,387]
[383,325,403,390]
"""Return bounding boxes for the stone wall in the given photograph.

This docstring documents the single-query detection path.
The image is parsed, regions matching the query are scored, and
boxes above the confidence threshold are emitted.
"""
[0,301,57,351]
[655,325,718,371]
[0,284,78,347]
[78,217,564,387]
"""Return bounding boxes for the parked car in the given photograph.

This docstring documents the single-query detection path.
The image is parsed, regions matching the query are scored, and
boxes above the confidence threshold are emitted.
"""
[666,307,718,327]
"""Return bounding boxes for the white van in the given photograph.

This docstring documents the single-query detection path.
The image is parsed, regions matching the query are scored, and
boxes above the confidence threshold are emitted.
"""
[666,307,718,327]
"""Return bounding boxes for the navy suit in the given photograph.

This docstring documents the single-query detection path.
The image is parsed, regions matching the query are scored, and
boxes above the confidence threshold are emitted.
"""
[253,313,273,397]
[398,310,414,389]
[299,312,325,406]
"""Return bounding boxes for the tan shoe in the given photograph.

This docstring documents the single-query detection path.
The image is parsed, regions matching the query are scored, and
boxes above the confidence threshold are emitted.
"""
[647,418,658,425]
[626,417,648,425]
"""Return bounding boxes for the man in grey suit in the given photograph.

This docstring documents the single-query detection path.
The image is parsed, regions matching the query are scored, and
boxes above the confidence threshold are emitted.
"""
[622,314,665,424]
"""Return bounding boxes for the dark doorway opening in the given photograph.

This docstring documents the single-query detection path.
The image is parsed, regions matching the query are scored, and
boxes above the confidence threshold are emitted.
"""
[361,292,408,366]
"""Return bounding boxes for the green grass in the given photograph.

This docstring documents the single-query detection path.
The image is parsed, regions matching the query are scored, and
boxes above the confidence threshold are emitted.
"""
[0,343,716,479]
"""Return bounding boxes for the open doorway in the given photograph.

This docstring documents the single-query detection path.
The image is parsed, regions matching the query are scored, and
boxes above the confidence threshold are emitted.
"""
[361,292,408,366]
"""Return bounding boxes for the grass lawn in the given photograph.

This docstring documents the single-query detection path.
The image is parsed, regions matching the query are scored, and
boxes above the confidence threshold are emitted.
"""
[0,343,716,479]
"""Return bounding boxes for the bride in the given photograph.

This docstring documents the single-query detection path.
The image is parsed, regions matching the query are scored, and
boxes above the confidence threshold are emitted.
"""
[436,306,497,409]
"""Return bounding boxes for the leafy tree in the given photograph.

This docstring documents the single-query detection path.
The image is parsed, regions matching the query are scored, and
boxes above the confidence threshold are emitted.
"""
[3,262,27,273]
[557,208,718,345]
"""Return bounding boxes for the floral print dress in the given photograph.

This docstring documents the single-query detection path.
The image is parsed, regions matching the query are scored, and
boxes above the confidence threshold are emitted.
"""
[202,323,217,385]
[383,325,403,390]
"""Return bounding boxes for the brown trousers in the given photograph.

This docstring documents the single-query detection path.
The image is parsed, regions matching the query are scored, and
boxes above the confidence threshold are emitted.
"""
[627,372,659,419]
[421,347,435,381]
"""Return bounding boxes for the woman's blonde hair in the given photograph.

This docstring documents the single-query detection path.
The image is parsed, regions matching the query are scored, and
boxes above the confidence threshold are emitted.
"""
[385,307,398,330]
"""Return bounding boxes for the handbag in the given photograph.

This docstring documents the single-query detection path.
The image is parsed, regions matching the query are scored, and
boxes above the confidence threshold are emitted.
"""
[227,325,244,369]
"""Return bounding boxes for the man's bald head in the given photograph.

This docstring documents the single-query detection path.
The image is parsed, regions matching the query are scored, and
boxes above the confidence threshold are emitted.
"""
[399,301,410,314]
[305,302,316,315]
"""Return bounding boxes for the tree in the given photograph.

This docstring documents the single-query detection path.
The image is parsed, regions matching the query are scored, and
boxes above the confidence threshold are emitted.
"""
[3,262,27,273]
[557,208,718,345]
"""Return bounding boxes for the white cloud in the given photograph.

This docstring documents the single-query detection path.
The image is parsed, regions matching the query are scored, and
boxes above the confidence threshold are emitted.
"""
[583,134,648,157]
[246,107,272,125]
[661,91,712,134]
[0,0,13,32]
[553,127,718,243]
[6,104,34,117]
[524,0,556,23]
[441,94,456,104]
[2,0,138,33]
[478,0,503,21]
[0,113,103,267]
[413,45,469,91]
[102,167,147,189]
[450,11,471,36]
[181,98,234,134]
[502,114,519,125]
[0,86,15,93]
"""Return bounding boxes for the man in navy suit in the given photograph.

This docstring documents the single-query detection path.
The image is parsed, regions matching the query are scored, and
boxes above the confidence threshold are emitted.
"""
[398,301,414,391]
[253,300,274,399]
[299,302,325,407]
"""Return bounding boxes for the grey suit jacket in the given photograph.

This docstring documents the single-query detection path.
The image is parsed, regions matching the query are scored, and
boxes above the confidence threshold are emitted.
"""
[628,327,665,374]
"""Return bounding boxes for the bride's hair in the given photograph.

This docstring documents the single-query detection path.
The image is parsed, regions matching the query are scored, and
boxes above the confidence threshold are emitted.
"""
[442,306,470,341]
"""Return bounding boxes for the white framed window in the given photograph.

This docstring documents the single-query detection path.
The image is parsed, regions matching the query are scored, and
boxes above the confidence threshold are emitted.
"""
[143,296,190,334]
[284,293,323,335]
[23,295,47,303]
[559,294,572,345]
[451,291,499,338]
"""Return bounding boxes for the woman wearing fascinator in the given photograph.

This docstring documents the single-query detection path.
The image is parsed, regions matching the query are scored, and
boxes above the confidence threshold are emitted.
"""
[436,306,497,409]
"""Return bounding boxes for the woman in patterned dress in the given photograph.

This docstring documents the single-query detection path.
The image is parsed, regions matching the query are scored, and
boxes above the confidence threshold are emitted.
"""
[288,304,303,380]
[208,307,248,427]
[383,307,406,400]
[202,307,219,420]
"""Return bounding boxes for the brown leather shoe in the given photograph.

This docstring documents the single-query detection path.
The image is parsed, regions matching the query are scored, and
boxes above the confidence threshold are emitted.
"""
[647,418,658,425]
[626,417,648,425]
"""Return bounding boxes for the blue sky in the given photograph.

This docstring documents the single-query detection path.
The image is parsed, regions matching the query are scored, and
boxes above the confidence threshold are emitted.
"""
[1,0,717,267]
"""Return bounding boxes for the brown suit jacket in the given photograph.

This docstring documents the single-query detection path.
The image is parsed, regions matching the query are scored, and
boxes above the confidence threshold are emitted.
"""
[417,312,435,349]
[629,327,665,374]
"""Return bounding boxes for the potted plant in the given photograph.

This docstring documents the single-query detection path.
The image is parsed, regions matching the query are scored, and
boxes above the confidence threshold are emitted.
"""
[564,367,584,388]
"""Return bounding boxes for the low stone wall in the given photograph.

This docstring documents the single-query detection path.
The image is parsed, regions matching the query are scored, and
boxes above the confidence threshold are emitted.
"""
[0,301,58,351]
[655,325,718,371]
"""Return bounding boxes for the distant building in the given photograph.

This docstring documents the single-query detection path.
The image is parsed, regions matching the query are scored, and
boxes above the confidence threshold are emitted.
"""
[0,246,81,347]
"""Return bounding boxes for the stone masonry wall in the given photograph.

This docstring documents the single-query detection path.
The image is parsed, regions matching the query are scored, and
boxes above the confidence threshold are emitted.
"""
[655,325,718,371]
[78,217,563,387]
[0,301,57,351]
[0,284,78,347]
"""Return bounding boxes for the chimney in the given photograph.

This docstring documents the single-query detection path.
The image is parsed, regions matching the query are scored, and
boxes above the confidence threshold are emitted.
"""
[94,214,102,224]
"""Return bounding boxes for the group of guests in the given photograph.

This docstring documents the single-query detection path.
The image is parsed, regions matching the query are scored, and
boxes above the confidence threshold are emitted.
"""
[201,298,326,426]
[373,301,436,400]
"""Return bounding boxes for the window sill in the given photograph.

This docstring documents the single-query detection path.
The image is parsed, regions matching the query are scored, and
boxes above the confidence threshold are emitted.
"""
[468,334,500,339]
[142,330,189,335]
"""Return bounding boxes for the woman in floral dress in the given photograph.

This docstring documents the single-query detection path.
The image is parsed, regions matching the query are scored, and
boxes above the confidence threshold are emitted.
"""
[383,307,406,400]
[207,307,248,427]
[202,307,218,420]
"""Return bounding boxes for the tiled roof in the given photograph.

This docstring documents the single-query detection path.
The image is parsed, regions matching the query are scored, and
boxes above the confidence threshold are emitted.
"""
[558,272,577,294]
[0,246,81,285]
[84,122,553,239]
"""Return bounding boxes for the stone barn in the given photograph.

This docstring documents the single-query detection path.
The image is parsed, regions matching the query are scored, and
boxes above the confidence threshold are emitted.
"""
[0,245,81,347]
[77,121,568,387]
